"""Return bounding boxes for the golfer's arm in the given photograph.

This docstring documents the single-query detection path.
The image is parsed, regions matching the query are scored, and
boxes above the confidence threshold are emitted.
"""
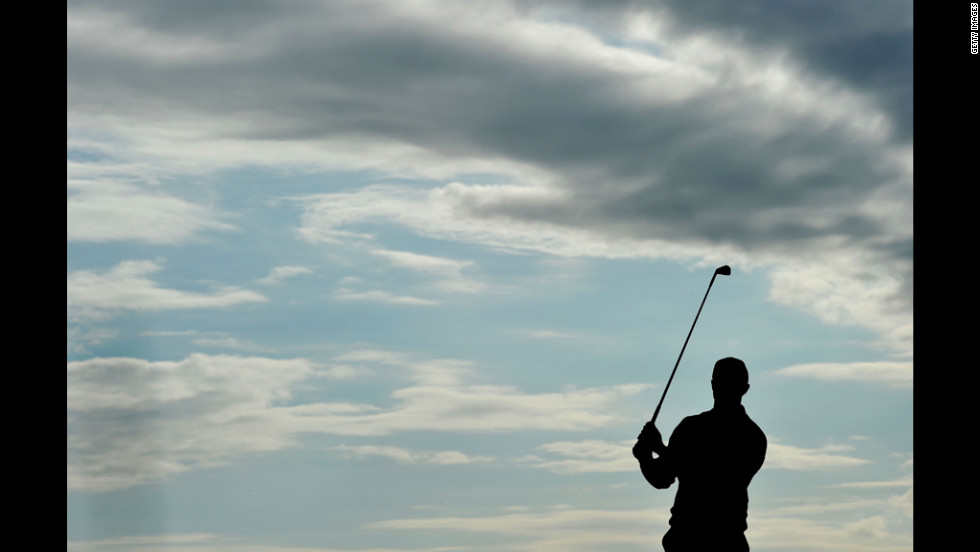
[637,452,676,489]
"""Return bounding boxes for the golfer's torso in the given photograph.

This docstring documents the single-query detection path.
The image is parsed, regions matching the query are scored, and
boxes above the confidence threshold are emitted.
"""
[667,409,765,532]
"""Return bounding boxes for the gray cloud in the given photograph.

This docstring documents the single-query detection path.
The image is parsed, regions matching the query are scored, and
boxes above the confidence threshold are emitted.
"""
[69,0,910,238]
[648,0,913,141]
[68,0,912,354]
[68,351,650,491]
[67,354,318,491]
[519,0,912,140]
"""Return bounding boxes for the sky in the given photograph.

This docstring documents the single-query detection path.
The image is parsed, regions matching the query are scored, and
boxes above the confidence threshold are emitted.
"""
[67,1,913,550]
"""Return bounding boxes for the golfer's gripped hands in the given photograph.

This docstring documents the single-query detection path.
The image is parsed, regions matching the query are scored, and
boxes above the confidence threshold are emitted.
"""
[633,422,667,459]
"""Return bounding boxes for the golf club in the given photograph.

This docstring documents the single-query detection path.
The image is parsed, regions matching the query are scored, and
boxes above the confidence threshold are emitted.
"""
[649,265,731,424]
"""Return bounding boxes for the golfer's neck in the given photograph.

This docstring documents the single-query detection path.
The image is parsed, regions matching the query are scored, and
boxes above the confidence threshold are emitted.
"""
[713,398,742,411]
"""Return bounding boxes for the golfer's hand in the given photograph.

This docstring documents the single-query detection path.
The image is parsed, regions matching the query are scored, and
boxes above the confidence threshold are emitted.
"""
[636,422,666,456]
[632,440,651,461]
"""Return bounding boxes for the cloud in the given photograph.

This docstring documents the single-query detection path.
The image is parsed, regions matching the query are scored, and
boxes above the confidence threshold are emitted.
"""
[748,516,912,551]
[524,439,870,474]
[67,533,219,552]
[525,440,635,474]
[833,476,913,489]
[369,504,915,552]
[67,260,267,319]
[69,502,911,552]
[67,326,120,354]
[305,382,649,437]
[333,288,439,306]
[628,0,913,141]
[899,454,912,470]
[66,532,460,552]
[191,336,269,352]
[321,364,375,379]
[333,445,493,465]
[765,442,870,470]
[888,487,912,519]
[334,349,412,366]
[68,0,912,357]
[372,249,471,274]
[139,330,199,336]
[768,262,913,358]
[298,179,911,358]
[775,361,912,389]
[67,179,233,244]
[524,330,580,340]
[844,516,889,540]
[372,249,486,293]
[257,266,313,285]
[369,507,670,552]
[68,351,650,491]
[67,354,321,491]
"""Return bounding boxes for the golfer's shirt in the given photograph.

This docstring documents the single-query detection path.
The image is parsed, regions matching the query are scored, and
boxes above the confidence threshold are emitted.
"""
[647,405,766,533]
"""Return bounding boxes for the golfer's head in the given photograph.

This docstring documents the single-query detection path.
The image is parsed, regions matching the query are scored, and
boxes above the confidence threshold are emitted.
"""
[712,357,750,400]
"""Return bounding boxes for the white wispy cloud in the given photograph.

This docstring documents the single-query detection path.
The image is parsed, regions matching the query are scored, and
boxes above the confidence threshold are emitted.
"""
[372,249,486,293]
[67,179,233,244]
[751,489,913,547]
[67,326,120,354]
[369,501,911,552]
[844,515,890,540]
[191,336,269,352]
[139,330,200,336]
[257,266,313,285]
[889,487,913,519]
[524,439,870,474]
[333,445,493,465]
[372,249,471,274]
[67,260,267,319]
[333,288,439,306]
[774,361,912,389]
[765,442,870,470]
[369,506,670,552]
[768,263,913,358]
[748,515,912,551]
[833,476,913,489]
[66,532,462,552]
[524,330,581,340]
[294,382,649,437]
[525,440,635,474]
[321,364,375,379]
[67,533,219,552]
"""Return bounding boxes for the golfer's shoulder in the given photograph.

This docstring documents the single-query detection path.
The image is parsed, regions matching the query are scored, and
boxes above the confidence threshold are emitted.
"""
[677,410,713,431]
[742,413,767,444]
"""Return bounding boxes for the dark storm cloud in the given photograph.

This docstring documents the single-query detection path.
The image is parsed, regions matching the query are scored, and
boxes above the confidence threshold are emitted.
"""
[659,0,912,141]
[68,0,911,283]
[523,0,913,140]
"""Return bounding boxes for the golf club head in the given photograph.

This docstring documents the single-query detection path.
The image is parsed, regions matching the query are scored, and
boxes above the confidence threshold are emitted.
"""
[714,265,732,276]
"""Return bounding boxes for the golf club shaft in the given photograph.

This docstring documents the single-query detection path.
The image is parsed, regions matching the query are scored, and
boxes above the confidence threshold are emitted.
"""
[649,269,726,423]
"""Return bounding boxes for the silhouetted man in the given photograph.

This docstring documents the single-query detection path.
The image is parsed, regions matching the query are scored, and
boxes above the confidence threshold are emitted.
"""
[633,357,766,551]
